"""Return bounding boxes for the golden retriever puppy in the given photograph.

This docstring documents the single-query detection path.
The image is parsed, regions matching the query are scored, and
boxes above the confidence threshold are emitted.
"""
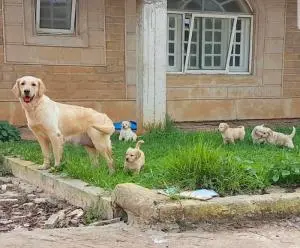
[12,76,115,174]
[119,121,137,142]
[251,124,268,144]
[264,126,296,149]
[124,140,145,174]
[218,122,245,144]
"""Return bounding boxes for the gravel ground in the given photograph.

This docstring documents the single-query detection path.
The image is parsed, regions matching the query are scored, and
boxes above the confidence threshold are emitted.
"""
[0,176,87,232]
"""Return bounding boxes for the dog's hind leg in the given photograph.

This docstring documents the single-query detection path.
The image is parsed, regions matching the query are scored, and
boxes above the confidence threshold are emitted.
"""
[85,146,99,167]
[87,128,115,174]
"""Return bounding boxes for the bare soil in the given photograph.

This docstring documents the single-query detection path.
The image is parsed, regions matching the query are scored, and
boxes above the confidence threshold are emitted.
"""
[0,176,87,232]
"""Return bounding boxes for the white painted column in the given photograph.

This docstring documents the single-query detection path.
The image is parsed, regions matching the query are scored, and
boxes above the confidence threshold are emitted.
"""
[136,0,167,127]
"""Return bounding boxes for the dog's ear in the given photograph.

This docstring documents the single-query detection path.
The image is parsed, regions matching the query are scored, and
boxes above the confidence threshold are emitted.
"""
[12,78,21,98]
[37,78,46,97]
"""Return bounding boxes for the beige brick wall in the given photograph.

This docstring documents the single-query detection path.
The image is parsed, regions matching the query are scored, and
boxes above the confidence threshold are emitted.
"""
[283,0,300,97]
[0,0,137,125]
[166,0,300,121]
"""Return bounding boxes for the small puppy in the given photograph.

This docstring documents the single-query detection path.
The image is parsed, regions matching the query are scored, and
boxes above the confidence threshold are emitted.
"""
[251,124,268,144]
[264,126,296,149]
[119,121,137,142]
[218,122,245,144]
[124,140,145,174]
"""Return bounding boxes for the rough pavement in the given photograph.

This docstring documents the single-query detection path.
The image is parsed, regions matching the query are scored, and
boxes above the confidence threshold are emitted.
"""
[0,221,299,248]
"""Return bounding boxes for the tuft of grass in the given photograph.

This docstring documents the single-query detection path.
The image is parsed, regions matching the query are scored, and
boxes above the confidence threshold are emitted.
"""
[0,125,299,195]
[161,141,266,195]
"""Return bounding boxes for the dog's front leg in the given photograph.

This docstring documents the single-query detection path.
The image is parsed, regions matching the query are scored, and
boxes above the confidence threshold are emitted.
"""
[49,132,64,168]
[34,134,51,169]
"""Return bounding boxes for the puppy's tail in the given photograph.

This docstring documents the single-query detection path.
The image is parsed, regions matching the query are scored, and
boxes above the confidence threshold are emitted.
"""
[135,140,144,150]
[92,124,115,135]
[289,127,296,139]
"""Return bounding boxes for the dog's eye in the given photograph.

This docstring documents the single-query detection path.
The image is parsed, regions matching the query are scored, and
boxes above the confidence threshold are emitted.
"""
[32,83,36,87]
[21,82,25,86]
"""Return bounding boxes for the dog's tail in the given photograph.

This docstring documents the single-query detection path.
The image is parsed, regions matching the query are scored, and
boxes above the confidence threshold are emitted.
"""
[135,140,144,150]
[92,124,115,135]
[289,126,296,139]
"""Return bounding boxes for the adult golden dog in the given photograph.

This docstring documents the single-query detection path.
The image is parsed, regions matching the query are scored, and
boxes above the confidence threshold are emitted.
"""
[12,76,115,174]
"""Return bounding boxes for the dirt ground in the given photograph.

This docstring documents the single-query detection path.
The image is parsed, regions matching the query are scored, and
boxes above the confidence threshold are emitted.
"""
[0,219,299,248]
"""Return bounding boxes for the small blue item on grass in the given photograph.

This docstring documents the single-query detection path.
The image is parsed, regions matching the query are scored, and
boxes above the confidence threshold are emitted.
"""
[114,121,137,131]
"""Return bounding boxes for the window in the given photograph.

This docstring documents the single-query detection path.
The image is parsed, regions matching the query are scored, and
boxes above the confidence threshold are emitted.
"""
[36,0,77,34]
[167,0,253,74]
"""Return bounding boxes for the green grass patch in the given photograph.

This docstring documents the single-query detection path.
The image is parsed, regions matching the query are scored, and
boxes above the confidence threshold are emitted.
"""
[0,124,299,195]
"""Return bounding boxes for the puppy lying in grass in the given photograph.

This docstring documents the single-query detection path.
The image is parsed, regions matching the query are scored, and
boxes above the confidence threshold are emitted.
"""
[218,122,245,144]
[264,126,296,149]
[119,121,137,142]
[251,124,268,144]
[124,140,145,174]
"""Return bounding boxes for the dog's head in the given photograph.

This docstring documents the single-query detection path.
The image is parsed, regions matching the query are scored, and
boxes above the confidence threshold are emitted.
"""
[122,121,131,130]
[125,147,141,163]
[254,125,270,138]
[218,123,229,132]
[12,76,46,104]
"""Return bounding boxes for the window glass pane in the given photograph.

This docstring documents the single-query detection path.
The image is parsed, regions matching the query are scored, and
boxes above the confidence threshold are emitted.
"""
[169,56,175,66]
[169,30,175,40]
[169,17,175,28]
[205,19,213,29]
[214,31,221,42]
[214,56,221,66]
[205,31,212,41]
[190,56,197,67]
[169,43,175,53]
[205,44,212,54]
[236,33,241,42]
[205,56,212,66]
[214,44,221,54]
[223,1,243,12]
[39,0,74,30]
[191,44,197,54]
[235,56,240,66]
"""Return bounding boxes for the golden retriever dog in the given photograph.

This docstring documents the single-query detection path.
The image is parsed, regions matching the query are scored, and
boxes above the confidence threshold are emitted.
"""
[251,124,268,144]
[218,122,245,144]
[263,126,296,149]
[12,76,115,174]
[119,120,137,142]
[124,140,145,174]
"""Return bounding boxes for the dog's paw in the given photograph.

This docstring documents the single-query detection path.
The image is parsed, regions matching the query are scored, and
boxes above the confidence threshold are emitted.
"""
[38,164,51,170]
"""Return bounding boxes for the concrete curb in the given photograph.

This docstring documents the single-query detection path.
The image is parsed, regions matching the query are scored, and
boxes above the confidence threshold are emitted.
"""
[3,157,115,220]
[112,183,300,226]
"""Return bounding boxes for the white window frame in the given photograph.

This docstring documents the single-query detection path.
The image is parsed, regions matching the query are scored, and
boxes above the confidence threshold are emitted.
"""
[36,0,77,34]
[167,11,253,75]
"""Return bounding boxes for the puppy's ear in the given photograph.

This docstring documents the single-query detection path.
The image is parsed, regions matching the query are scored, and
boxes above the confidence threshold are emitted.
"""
[38,78,46,97]
[12,79,21,98]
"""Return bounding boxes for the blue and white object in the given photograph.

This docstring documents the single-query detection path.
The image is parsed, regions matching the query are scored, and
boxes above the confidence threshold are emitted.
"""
[114,121,137,132]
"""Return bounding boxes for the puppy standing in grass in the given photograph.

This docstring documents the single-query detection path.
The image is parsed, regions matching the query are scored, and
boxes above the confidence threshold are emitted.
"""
[124,140,145,174]
[119,121,137,142]
[264,126,296,149]
[218,122,245,144]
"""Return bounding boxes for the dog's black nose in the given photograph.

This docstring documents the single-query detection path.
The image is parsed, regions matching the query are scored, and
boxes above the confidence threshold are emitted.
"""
[24,90,30,96]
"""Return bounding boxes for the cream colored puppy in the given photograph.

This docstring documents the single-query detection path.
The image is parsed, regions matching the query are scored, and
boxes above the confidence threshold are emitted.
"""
[12,76,115,173]
[119,121,137,142]
[124,140,145,174]
[218,122,245,144]
[264,126,296,149]
[251,124,268,144]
